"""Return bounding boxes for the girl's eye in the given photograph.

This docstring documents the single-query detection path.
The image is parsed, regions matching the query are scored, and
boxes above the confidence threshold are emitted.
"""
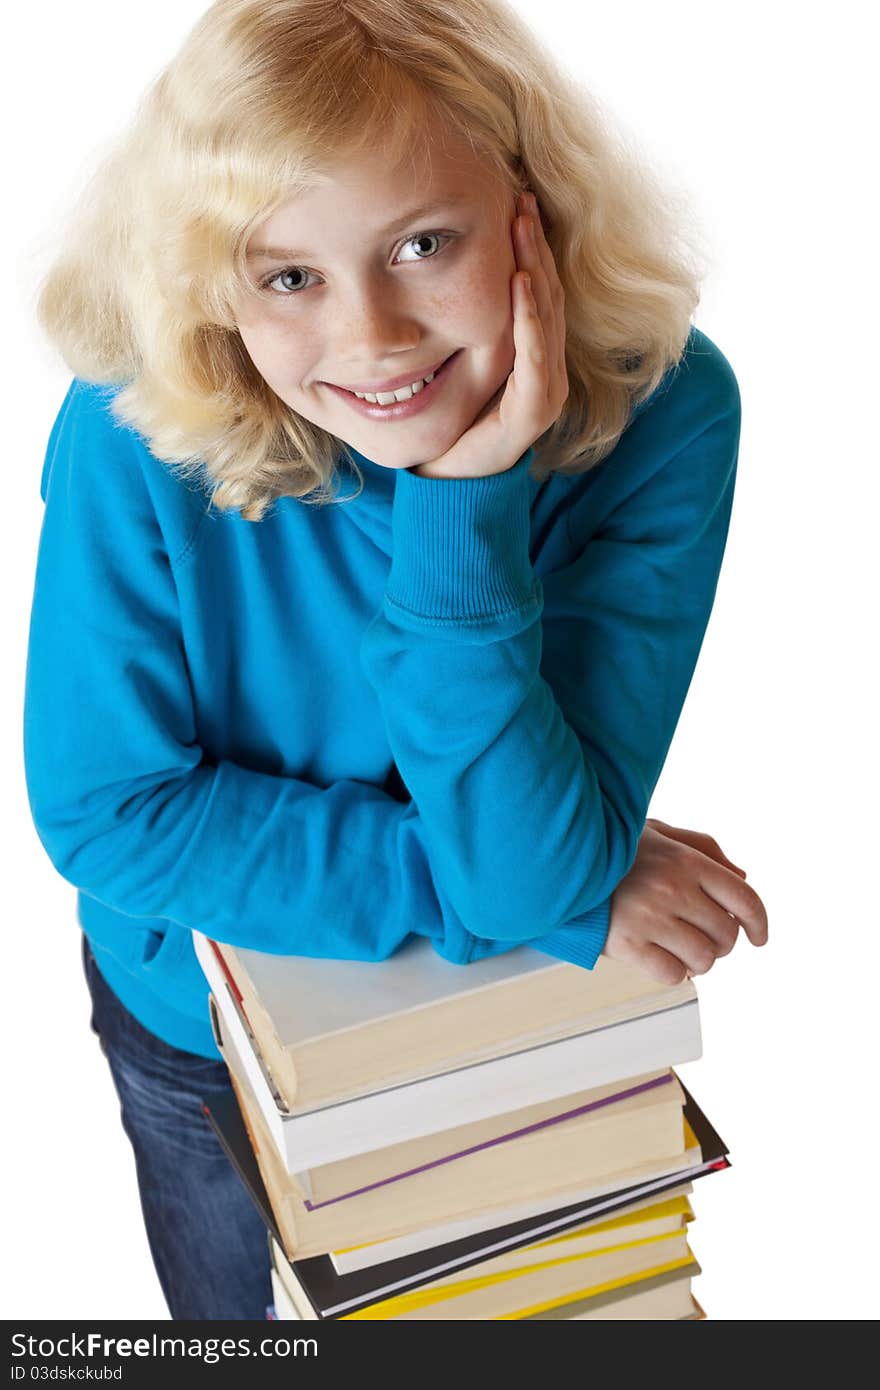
[261,265,315,296]
[395,230,450,264]
[260,230,453,296]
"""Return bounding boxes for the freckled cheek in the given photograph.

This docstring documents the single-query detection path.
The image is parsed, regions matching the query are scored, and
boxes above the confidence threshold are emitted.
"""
[429,260,514,360]
[242,327,310,393]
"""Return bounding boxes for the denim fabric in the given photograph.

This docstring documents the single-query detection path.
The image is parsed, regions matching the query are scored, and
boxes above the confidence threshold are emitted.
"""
[81,934,273,1320]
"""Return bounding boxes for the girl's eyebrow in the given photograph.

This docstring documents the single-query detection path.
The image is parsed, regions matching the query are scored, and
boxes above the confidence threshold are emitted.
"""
[246,194,470,261]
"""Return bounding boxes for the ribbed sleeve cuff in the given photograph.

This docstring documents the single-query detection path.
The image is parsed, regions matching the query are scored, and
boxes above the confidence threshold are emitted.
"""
[385,448,540,631]
[531,899,611,971]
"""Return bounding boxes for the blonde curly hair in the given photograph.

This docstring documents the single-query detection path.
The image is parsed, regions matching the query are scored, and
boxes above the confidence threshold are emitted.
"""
[35,0,708,521]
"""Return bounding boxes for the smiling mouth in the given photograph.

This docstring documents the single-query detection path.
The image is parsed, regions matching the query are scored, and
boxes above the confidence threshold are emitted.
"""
[330,353,456,398]
[321,349,463,419]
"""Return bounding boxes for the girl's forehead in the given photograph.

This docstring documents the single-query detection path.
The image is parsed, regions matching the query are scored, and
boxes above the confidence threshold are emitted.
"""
[320,125,496,190]
[256,132,506,231]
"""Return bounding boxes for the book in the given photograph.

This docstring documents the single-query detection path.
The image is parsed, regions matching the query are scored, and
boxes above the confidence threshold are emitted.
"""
[203,1074,730,1314]
[294,1070,681,1209]
[199,938,701,1170]
[521,1264,703,1319]
[193,929,697,1108]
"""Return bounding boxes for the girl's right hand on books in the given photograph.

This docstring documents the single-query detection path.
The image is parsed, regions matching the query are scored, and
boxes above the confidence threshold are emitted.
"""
[602,818,769,985]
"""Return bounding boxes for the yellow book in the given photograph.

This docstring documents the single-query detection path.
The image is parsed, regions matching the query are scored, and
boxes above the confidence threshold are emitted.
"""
[343,1231,695,1320]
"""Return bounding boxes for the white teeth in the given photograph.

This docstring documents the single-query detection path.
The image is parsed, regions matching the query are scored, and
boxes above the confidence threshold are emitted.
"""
[354,369,436,404]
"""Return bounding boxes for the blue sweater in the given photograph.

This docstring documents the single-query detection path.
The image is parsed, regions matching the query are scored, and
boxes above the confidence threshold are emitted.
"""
[23,326,740,1060]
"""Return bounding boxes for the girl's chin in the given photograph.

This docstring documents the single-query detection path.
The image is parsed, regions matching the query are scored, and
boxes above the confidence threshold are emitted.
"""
[343,415,470,467]
[349,448,449,472]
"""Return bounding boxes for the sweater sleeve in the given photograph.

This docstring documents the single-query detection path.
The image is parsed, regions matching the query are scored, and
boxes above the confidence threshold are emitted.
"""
[359,340,741,970]
[22,381,484,963]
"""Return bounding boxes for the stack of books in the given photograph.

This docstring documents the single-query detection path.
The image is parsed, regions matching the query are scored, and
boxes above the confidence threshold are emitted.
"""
[194,932,728,1320]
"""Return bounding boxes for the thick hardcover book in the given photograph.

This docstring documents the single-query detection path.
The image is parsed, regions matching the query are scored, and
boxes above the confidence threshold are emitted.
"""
[193,929,697,1120]
[203,1078,729,1319]
[300,1070,680,1211]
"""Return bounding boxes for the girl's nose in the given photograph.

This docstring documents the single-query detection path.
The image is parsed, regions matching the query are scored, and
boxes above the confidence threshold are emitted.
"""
[335,290,422,361]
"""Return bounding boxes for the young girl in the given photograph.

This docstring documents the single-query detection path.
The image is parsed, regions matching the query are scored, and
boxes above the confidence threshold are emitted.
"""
[24,0,768,1320]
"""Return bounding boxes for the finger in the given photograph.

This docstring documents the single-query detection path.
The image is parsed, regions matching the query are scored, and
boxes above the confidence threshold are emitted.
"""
[658,919,733,977]
[627,942,690,988]
[694,861,769,947]
[515,197,562,388]
[511,271,549,398]
[675,897,741,958]
[646,819,747,877]
[514,213,552,377]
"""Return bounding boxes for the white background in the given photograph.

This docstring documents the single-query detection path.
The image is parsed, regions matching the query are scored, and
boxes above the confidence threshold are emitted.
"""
[3,0,877,1321]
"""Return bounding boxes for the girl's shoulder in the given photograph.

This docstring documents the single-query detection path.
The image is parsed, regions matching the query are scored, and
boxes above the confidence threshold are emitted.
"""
[677,324,740,412]
[40,378,210,570]
[564,326,742,538]
[633,324,741,433]
[614,324,742,485]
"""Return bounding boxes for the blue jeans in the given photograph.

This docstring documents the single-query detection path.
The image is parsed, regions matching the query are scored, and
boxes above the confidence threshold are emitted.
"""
[81,934,273,1320]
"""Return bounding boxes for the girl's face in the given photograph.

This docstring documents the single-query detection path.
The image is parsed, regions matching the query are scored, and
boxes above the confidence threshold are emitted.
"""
[234,126,518,471]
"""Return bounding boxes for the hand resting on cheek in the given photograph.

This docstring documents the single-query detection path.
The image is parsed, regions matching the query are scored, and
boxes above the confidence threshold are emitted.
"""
[410,190,569,480]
